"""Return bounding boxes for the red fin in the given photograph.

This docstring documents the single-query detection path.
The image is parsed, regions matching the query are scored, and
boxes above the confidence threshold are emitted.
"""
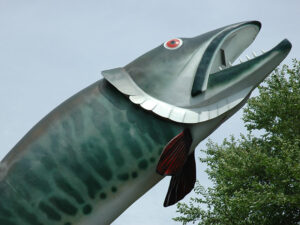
[156,129,192,176]
[163,153,196,207]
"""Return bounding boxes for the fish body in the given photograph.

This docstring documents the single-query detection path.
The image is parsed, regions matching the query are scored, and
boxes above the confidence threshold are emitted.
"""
[0,79,239,225]
[0,21,291,224]
[0,80,184,225]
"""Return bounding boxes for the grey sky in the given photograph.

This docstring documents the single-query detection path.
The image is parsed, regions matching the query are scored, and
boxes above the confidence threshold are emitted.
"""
[0,0,299,224]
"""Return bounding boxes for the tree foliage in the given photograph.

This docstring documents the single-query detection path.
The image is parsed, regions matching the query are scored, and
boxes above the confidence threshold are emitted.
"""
[174,59,300,225]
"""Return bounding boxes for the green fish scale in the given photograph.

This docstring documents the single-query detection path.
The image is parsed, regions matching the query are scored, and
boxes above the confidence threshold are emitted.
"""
[0,80,183,225]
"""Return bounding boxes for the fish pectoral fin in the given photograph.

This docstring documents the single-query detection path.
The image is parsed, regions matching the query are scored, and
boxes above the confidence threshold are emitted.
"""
[156,128,195,207]
[156,128,193,176]
[163,152,196,207]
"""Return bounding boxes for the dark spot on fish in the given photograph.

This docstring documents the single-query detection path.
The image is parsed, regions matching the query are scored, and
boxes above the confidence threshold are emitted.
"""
[49,196,78,216]
[132,171,138,178]
[138,159,148,170]
[117,173,129,181]
[100,193,107,199]
[39,202,62,221]
[82,204,92,215]
[111,186,117,193]
[65,223,71,225]
[150,157,155,163]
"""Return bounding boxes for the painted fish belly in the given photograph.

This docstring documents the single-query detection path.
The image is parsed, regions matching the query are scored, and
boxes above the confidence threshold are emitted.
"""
[0,80,183,225]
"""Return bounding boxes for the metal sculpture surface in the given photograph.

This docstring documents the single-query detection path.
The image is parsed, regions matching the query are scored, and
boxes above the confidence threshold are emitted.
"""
[0,21,291,225]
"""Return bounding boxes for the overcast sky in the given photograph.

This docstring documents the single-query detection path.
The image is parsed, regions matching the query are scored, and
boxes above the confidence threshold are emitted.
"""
[0,0,299,224]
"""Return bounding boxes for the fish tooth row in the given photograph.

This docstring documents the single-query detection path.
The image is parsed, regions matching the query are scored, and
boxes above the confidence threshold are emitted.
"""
[219,48,266,70]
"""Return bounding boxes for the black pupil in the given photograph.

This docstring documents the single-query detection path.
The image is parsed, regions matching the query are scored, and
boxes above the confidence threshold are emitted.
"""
[170,40,176,44]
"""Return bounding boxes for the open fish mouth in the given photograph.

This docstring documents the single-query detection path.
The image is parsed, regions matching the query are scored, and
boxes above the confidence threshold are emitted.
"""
[207,39,292,90]
[192,21,292,105]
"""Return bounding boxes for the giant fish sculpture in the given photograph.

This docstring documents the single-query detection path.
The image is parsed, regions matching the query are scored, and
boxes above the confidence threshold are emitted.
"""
[0,21,291,225]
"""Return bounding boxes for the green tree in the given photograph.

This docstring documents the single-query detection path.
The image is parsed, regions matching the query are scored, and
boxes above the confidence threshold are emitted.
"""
[174,59,300,225]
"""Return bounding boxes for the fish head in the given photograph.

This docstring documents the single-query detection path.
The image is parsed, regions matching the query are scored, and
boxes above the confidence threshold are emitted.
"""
[102,21,291,123]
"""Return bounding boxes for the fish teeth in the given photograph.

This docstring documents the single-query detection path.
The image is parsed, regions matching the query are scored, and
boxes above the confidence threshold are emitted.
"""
[232,48,264,66]
[227,48,264,67]
[219,66,223,71]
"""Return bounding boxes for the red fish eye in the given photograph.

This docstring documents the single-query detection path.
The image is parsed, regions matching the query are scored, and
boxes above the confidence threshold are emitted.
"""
[164,38,183,50]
